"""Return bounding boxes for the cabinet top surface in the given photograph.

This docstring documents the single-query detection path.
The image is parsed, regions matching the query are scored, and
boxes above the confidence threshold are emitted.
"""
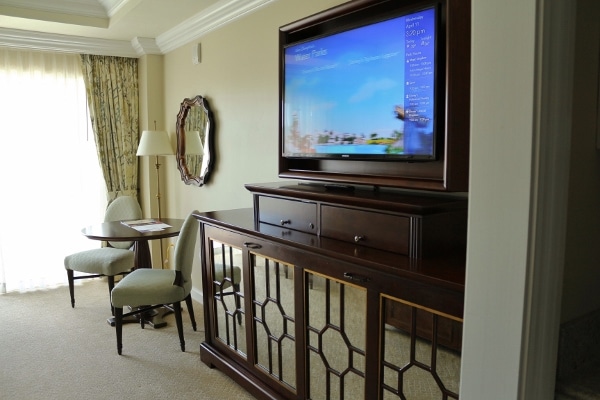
[245,181,468,215]
[194,208,465,291]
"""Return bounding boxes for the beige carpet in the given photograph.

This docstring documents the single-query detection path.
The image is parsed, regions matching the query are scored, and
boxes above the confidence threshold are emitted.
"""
[0,279,255,400]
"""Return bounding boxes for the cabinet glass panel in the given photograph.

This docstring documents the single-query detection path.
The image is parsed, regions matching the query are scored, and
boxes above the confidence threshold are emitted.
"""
[210,240,246,358]
[251,254,296,391]
[305,271,367,400]
[381,296,462,399]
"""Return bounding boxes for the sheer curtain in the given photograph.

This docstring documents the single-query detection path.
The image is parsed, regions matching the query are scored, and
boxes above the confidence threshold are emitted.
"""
[0,49,106,293]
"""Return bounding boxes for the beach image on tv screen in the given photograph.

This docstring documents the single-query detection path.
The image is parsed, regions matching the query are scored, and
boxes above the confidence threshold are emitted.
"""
[283,7,436,159]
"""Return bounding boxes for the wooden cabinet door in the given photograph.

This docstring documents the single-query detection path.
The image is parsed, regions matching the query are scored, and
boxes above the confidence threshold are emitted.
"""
[203,225,300,399]
[201,223,463,400]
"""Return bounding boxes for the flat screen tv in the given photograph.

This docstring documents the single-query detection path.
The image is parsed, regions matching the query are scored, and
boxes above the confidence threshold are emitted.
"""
[283,5,439,161]
[279,0,471,192]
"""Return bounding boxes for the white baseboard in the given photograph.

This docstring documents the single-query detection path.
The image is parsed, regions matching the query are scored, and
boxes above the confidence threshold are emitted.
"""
[191,286,204,304]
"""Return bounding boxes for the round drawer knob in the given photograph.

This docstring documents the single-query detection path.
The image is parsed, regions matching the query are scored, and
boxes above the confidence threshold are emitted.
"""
[354,235,365,243]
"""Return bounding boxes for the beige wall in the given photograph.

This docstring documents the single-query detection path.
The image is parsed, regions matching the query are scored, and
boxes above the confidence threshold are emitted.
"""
[158,0,346,287]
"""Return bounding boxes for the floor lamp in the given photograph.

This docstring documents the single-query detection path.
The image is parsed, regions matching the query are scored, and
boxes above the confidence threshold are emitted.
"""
[137,129,174,268]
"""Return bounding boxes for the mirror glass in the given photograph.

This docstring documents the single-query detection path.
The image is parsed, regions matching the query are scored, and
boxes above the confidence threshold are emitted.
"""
[252,254,296,389]
[176,95,214,186]
[211,240,247,358]
[306,271,366,398]
[381,297,462,399]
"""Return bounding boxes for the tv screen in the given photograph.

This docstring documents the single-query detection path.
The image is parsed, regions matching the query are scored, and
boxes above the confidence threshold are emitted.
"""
[282,5,439,161]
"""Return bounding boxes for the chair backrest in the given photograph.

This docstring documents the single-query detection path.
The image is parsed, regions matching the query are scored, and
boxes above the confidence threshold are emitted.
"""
[104,196,142,249]
[173,211,199,292]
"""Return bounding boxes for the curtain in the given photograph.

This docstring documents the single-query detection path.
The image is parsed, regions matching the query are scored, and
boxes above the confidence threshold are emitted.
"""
[0,49,106,293]
[80,55,139,202]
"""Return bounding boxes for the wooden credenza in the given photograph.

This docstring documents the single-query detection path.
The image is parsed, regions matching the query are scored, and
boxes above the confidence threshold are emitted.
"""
[195,182,467,400]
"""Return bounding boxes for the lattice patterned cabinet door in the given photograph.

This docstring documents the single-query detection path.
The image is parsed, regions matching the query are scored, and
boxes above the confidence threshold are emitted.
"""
[251,254,297,392]
[305,270,367,400]
[381,296,462,399]
[210,240,247,358]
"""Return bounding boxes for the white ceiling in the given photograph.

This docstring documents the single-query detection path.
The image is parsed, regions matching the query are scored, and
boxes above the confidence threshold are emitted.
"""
[0,0,275,57]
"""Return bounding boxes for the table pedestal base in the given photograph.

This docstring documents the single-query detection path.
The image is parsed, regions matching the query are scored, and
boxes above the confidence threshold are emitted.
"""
[107,306,171,329]
[81,218,185,331]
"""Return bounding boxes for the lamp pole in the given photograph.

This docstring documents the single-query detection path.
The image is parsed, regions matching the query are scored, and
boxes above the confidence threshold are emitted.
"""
[155,154,164,268]
[155,155,163,220]
[136,126,173,269]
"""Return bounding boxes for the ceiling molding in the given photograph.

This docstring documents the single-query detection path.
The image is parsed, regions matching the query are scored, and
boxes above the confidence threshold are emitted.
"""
[0,0,108,18]
[131,36,161,56]
[0,4,108,28]
[0,0,278,57]
[156,0,277,54]
[0,27,137,57]
[99,0,133,18]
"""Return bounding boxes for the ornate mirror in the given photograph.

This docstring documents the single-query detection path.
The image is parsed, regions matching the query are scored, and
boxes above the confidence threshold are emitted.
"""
[176,95,214,186]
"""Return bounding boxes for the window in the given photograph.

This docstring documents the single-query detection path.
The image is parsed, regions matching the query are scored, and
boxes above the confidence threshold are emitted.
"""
[0,49,106,293]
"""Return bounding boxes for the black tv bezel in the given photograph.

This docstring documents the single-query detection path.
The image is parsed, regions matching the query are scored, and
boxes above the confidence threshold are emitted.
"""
[278,0,470,192]
[281,1,444,163]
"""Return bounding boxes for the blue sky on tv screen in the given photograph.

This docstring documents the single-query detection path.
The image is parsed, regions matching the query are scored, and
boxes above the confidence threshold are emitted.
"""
[284,7,436,153]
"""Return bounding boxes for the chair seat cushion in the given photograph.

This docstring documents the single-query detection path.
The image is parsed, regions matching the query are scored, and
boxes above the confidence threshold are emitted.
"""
[111,269,188,308]
[213,265,242,289]
[64,248,134,276]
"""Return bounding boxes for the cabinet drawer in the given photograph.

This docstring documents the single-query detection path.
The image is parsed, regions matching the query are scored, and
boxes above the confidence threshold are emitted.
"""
[321,205,409,254]
[257,196,317,234]
[258,223,319,247]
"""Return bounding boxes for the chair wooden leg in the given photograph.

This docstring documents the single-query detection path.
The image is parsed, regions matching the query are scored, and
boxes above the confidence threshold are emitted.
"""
[140,310,145,329]
[173,302,185,352]
[67,269,75,308]
[184,294,197,331]
[115,307,123,355]
[107,276,115,316]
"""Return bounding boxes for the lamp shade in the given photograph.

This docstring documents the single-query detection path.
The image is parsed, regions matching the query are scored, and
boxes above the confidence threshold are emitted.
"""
[136,130,174,156]
[185,130,204,155]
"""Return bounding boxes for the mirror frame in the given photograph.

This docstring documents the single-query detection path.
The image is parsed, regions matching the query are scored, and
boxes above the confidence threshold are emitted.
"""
[175,95,215,186]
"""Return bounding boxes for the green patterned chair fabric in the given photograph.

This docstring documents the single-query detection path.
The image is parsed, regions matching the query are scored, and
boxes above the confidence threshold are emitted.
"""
[64,196,142,313]
[111,211,199,355]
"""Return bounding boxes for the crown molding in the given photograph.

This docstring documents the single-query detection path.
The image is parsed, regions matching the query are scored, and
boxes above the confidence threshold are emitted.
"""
[0,27,137,57]
[0,0,277,57]
[100,0,134,18]
[0,0,108,19]
[156,0,276,54]
[131,36,161,56]
[0,5,108,28]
